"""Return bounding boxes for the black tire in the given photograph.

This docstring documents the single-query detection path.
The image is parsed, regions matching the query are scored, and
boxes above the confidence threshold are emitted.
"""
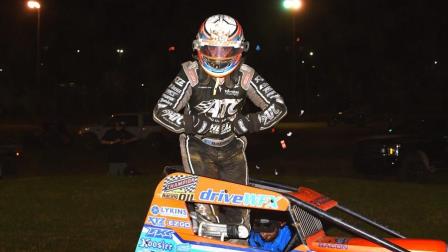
[399,150,431,182]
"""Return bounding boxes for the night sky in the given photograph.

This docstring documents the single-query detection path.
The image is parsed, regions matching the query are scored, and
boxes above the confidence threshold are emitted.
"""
[0,0,447,121]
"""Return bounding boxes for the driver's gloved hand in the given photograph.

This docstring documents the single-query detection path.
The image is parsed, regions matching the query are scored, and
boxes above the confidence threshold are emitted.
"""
[233,114,258,136]
[184,114,212,135]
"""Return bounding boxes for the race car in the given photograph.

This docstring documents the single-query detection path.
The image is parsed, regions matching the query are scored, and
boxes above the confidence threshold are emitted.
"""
[135,168,447,252]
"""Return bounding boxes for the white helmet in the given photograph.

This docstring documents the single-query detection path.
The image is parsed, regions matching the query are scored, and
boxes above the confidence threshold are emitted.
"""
[193,14,249,78]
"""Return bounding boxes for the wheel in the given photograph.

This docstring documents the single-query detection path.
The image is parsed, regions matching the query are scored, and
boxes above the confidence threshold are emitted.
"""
[399,150,433,182]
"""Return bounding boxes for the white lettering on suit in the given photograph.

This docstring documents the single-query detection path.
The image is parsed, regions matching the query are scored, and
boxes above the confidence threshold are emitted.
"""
[161,109,183,125]
[195,99,242,118]
[174,76,186,87]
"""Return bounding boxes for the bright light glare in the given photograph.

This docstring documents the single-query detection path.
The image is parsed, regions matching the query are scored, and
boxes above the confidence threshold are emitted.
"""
[283,0,302,10]
[309,51,314,56]
[388,147,395,155]
[27,0,41,9]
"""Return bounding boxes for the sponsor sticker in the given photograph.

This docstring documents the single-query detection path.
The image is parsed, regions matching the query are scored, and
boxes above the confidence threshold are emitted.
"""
[317,238,349,250]
[137,238,174,251]
[150,205,188,219]
[317,242,348,250]
[167,220,191,229]
[136,226,176,252]
[148,217,166,227]
[225,89,239,96]
[162,175,198,193]
[161,192,194,201]
[145,227,174,239]
[161,175,197,201]
[199,189,280,209]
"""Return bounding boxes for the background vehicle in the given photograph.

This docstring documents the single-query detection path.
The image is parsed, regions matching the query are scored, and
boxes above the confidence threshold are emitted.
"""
[354,117,448,180]
[77,112,163,149]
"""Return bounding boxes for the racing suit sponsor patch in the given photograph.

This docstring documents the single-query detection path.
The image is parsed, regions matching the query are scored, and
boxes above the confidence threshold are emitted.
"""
[195,98,242,118]
[259,104,281,126]
[160,109,183,126]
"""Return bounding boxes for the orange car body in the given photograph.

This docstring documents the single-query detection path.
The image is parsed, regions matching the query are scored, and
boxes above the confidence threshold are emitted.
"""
[135,172,446,252]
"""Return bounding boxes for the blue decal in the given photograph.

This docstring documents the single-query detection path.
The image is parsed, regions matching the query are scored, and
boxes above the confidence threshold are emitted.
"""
[148,217,166,227]
[151,205,160,215]
[176,243,191,252]
[136,226,176,252]
[145,227,174,239]
[151,205,188,218]
[137,238,174,251]
[136,223,281,252]
[199,189,280,209]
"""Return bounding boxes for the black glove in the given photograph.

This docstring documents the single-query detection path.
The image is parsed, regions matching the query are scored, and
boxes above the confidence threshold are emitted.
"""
[184,114,211,135]
[233,114,258,135]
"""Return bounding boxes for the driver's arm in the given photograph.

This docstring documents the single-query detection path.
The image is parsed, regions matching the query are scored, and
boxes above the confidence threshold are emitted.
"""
[153,70,192,133]
[241,66,288,132]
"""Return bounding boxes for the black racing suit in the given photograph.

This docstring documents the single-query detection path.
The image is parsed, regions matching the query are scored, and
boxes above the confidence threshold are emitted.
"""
[153,60,287,227]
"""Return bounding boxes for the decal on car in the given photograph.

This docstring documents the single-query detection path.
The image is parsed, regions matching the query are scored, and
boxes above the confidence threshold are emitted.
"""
[161,174,198,201]
[199,188,280,209]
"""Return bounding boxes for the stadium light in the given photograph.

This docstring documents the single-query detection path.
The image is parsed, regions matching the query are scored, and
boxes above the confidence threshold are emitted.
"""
[27,0,42,89]
[283,0,303,10]
[27,0,41,9]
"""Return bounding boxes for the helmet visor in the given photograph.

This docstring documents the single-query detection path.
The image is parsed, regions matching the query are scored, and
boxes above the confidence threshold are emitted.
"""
[199,45,243,59]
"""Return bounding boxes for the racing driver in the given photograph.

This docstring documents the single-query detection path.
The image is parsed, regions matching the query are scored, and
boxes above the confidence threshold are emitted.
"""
[153,14,287,240]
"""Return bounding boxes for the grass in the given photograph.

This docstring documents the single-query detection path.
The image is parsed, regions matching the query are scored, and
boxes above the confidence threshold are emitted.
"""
[0,175,156,252]
[266,174,448,240]
[0,174,447,252]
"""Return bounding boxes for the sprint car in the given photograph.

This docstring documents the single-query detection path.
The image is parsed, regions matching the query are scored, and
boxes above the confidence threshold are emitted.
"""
[135,169,447,252]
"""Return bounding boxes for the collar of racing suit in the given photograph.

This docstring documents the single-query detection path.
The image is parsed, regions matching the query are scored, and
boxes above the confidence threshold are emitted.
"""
[197,60,241,89]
